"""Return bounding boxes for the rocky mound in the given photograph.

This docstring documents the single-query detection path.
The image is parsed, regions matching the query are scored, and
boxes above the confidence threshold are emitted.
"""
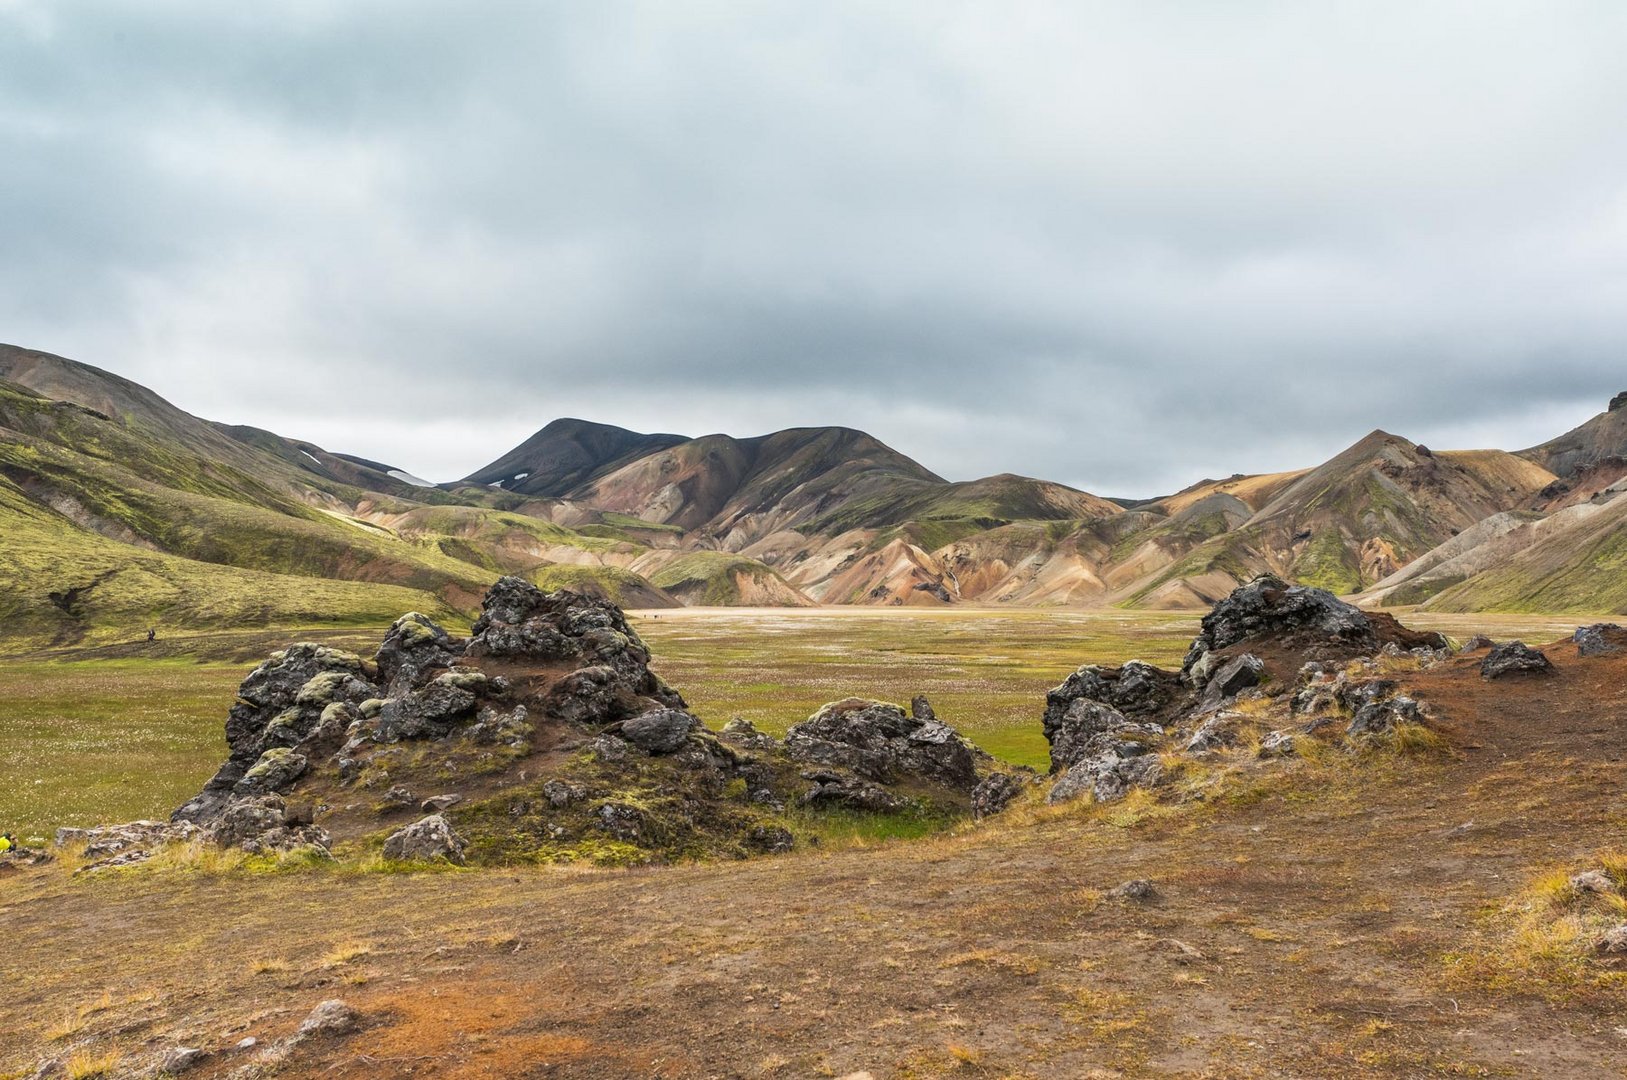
[1181,574,1447,684]
[1480,641,1554,679]
[1574,623,1627,657]
[70,577,1021,870]
[1040,576,1457,807]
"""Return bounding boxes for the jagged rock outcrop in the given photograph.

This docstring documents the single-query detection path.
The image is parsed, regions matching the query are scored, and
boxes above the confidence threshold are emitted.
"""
[1181,576,1377,679]
[1575,623,1627,657]
[1481,641,1554,679]
[375,612,460,694]
[1039,659,1182,805]
[784,697,983,791]
[470,576,656,677]
[1035,576,1455,808]
[1041,696,1167,804]
[1044,661,1182,726]
[1196,653,1264,713]
[174,643,378,824]
[620,708,700,754]
[213,794,330,855]
[1179,575,1445,684]
[1045,699,1165,775]
[970,769,1037,819]
[469,577,686,727]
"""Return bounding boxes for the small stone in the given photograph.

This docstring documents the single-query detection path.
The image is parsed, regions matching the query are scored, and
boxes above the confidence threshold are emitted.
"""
[1157,938,1206,964]
[297,999,359,1038]
[590,734,628,763]
[541,780,584,808]
[420,793,463,813]
[382,815,467,865]
[235,1037,258,1051]
[1571,870,1617,895]
[158,1047,207,1073]
[1480,641,1554,679]
[1597,924,1627,954]
[1107,879,1159,902]
[1257,730,1296,758]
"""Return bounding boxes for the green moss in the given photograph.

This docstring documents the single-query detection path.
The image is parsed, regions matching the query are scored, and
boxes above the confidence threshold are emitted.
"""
[872,518,992,555]
[1292,531,1363,594]
[295,671,353,707]
[1429,519,1627,614]
[647,552,791,605]
[1121,529,1262,607]
[244,746,300,779]
[1385,573,1467,607]
[528,564,666,606]
[599,511,684,534]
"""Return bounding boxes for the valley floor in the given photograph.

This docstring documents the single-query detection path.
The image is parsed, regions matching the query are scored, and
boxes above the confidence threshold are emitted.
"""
[6,632,1627,1077]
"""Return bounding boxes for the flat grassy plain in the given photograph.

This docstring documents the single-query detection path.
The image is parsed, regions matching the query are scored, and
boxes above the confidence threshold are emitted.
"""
[633,607,1203,766]
[0,606,1587,841]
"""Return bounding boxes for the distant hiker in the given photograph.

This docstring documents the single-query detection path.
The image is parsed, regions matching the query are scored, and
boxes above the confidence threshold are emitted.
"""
[147,627,156,642]
[0,833,13,855]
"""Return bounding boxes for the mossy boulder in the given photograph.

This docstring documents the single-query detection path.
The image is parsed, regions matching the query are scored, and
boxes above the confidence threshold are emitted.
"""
[375,612,459,694]
[235,747,308,796]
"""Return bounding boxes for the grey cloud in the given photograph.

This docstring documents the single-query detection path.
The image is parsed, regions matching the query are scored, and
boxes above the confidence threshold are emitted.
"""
[2,1,1625,497]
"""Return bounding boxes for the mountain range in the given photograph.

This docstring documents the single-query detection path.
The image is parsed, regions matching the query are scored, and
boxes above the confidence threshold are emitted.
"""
[2,341,1624,647]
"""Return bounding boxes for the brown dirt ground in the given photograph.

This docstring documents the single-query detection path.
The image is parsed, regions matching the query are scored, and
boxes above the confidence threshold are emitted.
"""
[6,639,1627,1079]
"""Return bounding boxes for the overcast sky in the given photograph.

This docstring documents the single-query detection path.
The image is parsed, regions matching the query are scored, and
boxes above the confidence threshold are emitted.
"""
[3,2,1625,496]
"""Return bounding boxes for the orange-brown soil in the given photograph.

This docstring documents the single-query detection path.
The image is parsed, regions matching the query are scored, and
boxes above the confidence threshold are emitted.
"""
[6,638,1627,1078]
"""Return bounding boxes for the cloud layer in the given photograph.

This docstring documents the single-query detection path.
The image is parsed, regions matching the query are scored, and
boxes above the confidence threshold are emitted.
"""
[3,2,1625,494]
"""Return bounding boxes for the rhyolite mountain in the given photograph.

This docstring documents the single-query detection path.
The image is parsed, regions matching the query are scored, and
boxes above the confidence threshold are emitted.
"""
[1520,390,1627,479]
[2,339,1626,648]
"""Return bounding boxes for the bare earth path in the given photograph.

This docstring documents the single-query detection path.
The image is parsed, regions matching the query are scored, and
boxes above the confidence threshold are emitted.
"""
[6,641,1627,1078]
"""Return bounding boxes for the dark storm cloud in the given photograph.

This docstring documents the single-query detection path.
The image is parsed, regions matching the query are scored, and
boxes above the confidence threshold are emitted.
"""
[3,1,1626,495]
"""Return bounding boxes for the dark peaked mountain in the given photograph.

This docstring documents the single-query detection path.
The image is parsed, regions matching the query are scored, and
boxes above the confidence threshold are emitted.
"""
[0,346,728,647]
[465,421,1122,545]
[461,418,688,496]
[3,340,1627,645]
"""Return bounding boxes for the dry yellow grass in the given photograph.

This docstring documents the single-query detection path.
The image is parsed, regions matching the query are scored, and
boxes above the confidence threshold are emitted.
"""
[63,1049,122,1080]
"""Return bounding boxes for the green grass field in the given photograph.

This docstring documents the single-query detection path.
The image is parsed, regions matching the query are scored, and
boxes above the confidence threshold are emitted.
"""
[0,607,1590,840]
[633,608,1203,767]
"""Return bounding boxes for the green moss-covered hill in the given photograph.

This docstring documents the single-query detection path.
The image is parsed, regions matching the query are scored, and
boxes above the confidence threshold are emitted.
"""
[6,342,1624,634]
[0,347,696,649]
